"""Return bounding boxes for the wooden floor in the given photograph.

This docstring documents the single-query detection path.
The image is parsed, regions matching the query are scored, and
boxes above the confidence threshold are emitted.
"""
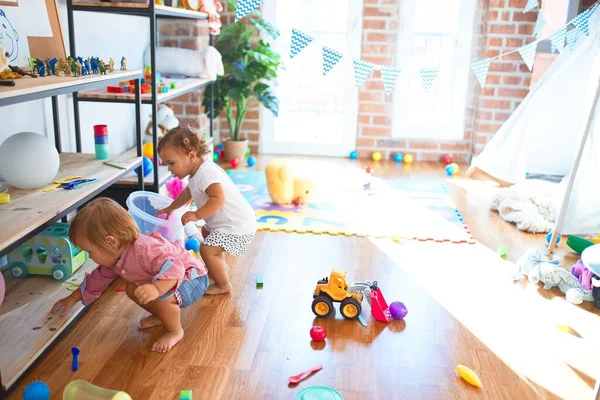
[5,157,600,400]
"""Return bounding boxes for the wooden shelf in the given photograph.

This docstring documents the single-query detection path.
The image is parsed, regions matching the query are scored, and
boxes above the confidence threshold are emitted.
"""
[0,259,98,390]
[115,147,173,187]
[76,77,212,105]
[72,2,209,19]
[0,70,142,107]
[0,151,142,258]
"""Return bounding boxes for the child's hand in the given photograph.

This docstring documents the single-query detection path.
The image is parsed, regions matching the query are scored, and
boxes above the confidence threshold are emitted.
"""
[181,211,199,225]
[155,206,174,219]
[134,284,160,305]
[51,296,78,316]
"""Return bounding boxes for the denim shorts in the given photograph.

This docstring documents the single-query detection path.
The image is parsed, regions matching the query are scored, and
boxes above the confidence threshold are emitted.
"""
[159,269,209,308]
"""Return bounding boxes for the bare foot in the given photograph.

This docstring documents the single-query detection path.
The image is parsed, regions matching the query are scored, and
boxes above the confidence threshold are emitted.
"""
[206,282,232,295]
[151,329,184,353]
[138,315,162,330]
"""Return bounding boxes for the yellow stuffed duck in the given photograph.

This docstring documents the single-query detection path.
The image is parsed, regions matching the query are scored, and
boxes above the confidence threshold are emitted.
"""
[265,159,314,206]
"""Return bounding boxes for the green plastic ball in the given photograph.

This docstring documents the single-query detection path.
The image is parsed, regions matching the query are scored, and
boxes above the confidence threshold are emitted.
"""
[245,147,251,157]
[213,152,219,162]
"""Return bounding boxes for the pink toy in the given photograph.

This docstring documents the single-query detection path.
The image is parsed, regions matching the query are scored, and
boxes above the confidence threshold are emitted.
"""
[166,177,185,200]
[389,301,408,319]
[0,271,5,306]
[230,157,240,168]
[571,259,593,290]
[370,288,391,322]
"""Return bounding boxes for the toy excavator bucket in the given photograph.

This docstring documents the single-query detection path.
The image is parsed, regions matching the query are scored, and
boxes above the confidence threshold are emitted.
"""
[370,287,391,322]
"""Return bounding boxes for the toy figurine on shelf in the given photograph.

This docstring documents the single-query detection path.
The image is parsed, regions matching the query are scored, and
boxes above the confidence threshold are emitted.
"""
[48,58,58,75]
[8,65,37,78]
[36,60,46,77]
[75,60,82,77]
[82,59,90,76]
[57,59,69,76]
[108,57,115,73]
[99,60,106,75]
[120,56,127,70]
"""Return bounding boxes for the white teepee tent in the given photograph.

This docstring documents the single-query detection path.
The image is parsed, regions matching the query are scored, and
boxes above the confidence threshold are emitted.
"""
[469,6,600,246]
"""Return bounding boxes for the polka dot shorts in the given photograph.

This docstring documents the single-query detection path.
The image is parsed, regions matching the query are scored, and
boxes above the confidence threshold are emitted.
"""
[203,226,255,257]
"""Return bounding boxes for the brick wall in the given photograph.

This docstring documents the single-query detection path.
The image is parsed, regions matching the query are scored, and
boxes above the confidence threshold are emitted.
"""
[471,0,538,154]
[157,19,214,136]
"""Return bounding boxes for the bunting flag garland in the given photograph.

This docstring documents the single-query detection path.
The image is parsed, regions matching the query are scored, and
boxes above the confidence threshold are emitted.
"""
[290,28,313,59]
[419,68,439,93]
[353,60,375,87]
[380,66,401,95]
[565,27,580,51]
[523,0,539,13]
[471,58,491,88]
[533,12,547,37]
[235,0,261,22]
[322,47,343,76]
[572,8,591,36]
[282,1,598,95]
[549,26,567,53]
[518,40,538,71]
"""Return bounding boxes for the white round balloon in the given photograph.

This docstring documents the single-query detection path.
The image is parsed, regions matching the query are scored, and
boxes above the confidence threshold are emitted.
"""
[0,132,60,190]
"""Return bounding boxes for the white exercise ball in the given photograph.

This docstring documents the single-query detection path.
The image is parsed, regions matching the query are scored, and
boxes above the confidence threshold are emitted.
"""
[0,132,60,190]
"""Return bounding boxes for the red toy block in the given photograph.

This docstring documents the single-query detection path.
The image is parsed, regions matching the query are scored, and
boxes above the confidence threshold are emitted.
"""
[107,86,124,93]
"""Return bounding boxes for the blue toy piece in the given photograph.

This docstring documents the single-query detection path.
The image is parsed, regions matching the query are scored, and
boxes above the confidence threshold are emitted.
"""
[349,150,358,160]
[7,223,88,281]
[217,144,224,150]
[136,157,153,177]
[23,381,50,400]
[393,153,403,163]
[546,232,561,245]
[185,237,200,252]
[72,347,80,371]
[247,156,256,167]
[445,164,457,176]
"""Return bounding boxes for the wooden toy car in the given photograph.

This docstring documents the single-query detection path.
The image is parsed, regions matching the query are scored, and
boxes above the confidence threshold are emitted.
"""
[7,223,88,281]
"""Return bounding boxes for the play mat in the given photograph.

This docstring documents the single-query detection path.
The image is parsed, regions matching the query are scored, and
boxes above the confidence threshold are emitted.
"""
[229,170,475,244]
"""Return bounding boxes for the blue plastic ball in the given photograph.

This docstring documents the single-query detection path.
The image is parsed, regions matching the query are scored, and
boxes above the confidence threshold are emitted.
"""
[247,156,256,167]
[217,144,224,150]
[546,232,561,245]
[393,153,403,163]
[445,164,456,176]
[135,156,153,177]
[185,237,200,252]
[23,382,50,400]
[349,150,358,159]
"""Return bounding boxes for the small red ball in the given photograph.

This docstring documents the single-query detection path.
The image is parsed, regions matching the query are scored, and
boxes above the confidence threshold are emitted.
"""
[310,325,327,341]
[365,166,373,174]
[442,155,453,165]
[230,157,240,168]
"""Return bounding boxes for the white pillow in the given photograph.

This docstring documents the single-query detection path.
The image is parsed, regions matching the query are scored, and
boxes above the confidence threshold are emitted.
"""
[143,46,224,80]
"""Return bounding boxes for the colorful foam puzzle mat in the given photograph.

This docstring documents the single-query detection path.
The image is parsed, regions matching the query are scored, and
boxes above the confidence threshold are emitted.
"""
[229,171,474,244]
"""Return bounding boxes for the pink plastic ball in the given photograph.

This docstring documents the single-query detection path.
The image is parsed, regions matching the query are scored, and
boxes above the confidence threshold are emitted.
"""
[389,301,408,319]
[230,157,240,168]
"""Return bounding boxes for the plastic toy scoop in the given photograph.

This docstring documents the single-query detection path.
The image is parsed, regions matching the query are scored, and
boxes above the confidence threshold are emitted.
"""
[288,365,323,384]
[63,380,132,400]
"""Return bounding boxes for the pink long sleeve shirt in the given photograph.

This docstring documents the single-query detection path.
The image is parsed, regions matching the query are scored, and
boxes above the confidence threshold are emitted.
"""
[79,232,207,305]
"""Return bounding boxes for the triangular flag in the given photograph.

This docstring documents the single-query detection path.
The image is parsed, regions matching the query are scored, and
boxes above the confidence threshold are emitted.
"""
[380,66,401,95]
[566,27,580,50]
[235,0,261,22]
[322,47,343,76]
[591,2,599,16]
[290,28,313,59]
[523,0,538,13]
[572,9,591,36]
[353,60,374,87]
[471,58,491,88]
[533,12,546,37]
[549,26,567,53]
[419,68,439,93]
[518,40,538,71]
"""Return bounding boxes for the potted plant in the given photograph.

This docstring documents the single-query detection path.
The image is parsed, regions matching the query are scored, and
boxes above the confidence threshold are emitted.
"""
[202,0,282,161]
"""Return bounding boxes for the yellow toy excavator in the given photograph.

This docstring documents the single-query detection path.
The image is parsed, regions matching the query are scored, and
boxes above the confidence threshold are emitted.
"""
[311,269,391,321]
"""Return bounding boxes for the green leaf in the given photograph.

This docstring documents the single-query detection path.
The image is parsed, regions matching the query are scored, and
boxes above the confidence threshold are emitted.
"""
[254,85,279,117]
[247,16,280,40]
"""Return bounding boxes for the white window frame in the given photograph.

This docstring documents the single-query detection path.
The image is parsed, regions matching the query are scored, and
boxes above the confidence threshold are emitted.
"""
[391,0,476,140]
